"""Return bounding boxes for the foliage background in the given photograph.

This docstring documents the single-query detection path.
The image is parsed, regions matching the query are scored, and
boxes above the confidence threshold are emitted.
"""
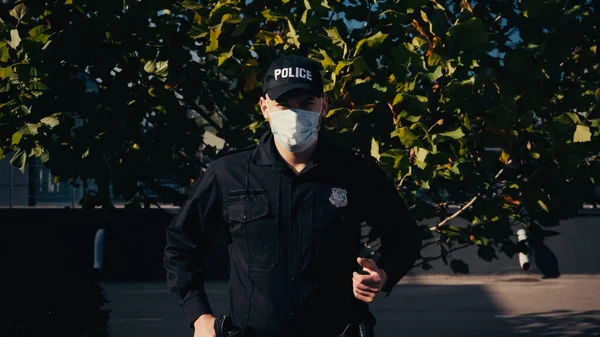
[1,0,599,272]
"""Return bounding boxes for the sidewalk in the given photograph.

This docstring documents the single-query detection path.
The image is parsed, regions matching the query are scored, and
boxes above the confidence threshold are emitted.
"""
[101,275,600,337]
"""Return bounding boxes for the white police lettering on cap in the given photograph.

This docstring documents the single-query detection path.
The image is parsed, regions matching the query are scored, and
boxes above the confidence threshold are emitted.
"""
[274,67,312,81]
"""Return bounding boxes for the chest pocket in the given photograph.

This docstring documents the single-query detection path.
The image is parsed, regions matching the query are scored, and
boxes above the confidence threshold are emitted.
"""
[225,191,279,272]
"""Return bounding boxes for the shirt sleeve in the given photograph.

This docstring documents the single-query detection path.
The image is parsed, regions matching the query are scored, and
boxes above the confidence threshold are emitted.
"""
[163,163,223,329]
[364,160,421,297]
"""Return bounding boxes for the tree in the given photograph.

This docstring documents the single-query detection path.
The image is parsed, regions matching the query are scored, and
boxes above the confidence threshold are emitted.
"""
[1,0,599,272]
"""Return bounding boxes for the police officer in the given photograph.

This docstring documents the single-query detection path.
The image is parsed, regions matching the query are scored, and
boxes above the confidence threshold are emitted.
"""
[163,55,421,337]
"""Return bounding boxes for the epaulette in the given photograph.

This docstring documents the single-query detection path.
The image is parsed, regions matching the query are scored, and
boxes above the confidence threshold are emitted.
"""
[212,143,257,160]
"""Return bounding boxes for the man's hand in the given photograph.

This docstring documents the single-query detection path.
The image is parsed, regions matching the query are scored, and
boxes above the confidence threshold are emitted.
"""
[194,314,217,337]
[352,257,388,303]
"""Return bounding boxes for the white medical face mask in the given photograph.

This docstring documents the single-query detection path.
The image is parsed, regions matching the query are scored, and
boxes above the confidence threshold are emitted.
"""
[267,98,322,153]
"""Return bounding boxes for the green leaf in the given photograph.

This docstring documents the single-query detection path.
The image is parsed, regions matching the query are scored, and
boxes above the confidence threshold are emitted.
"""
[420,10,433,32]
[0,43,9,62]
[353,56,370,75]
[444,225,461,237]
[573,124,591,143]
[427,65,443,81]
[355,32,388,55]
[427,52,442,67]
[303,0,312,11]
[591,119,600,136]
[301,0,311,23]
[181,0,204,10]
[317,49,336,70]
[30,81,49,92]
[412,36,428,50]
[499,150,510,164]
[261,9,286,21]
[438,128,465,139]
[189,26,208,39]
[449,259,469,274]
[537,200,550,212]
[218,46,234,67]
[324,26,348,59]
[370,138,380,161]
[475,236,489,246]
[325,107,349,118]
[8,29,21,50]
[9,3,28,22]
[27,123,40,135]
[400,111,421,122]
[446,17,489,52]
[285,19,300,48]
[207,23,223,52]
[11,131,23,145]
[143,60,169,77]
[553,113,574,125]
[30,145,43,157]
[415,147,429,162]
[40,116,59,128]
[256,30,284,47]
[393,93,427,106]
[391,127,418,147]
[28,25,52,44]
[0,67,11,80]
[9,148,27,173]
[390,44,412,66]
[379,10,411,24]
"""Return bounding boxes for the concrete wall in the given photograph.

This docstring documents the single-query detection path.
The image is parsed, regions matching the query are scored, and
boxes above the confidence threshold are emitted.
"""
[412,212,600,276]
[2,208,598,284]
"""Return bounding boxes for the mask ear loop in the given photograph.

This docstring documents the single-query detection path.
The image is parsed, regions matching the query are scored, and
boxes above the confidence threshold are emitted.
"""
[317,95,324,131]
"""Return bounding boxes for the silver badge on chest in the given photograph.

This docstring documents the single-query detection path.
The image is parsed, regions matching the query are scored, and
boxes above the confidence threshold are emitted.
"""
[329,187,348,208]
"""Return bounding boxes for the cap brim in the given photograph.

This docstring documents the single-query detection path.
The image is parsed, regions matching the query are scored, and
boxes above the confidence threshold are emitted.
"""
[266,82,322,101]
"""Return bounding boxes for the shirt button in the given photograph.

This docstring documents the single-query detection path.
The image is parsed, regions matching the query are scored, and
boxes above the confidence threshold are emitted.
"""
[241,214,247,220]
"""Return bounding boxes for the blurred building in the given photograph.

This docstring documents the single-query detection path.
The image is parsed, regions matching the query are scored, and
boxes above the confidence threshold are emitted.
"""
[0,157,86,208]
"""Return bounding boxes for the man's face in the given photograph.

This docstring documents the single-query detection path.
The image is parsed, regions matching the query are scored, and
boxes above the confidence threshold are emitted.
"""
[260,89,329,123]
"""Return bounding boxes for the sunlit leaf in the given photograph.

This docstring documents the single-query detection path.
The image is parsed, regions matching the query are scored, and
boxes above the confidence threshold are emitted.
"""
[573,125,591,143]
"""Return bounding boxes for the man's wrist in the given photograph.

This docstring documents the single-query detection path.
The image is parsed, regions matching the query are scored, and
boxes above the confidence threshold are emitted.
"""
[379,268,388,289]
[194,313,215,328]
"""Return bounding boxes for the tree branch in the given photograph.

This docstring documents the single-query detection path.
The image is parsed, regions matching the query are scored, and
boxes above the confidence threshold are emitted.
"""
[429,159,512,231]
[421,238,441,250]
[413,242,473,268]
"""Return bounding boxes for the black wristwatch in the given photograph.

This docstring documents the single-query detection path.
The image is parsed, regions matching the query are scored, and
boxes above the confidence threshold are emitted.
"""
[214,315,243,337]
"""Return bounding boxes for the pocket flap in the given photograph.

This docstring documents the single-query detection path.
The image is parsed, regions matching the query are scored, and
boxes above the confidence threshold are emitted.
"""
[226,194,269,223]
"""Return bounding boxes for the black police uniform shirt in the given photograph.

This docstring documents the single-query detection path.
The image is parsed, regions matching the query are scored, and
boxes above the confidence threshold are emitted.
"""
[164,129,421,337]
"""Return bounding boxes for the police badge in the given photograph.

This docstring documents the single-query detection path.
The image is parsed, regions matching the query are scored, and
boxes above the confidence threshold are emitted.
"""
[329,187,348,208]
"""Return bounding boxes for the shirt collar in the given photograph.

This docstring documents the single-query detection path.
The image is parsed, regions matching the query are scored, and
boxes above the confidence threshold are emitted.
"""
[252,129,280,167]
[251,129,332,171]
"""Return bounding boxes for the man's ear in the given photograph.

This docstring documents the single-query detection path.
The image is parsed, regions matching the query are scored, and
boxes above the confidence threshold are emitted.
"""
[320,94,329,118]
[259,95,270,120]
